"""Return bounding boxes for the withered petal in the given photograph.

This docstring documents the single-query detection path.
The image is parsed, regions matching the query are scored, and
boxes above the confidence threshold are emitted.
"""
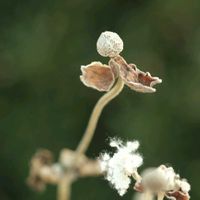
[134,182,144,193]
[125,81,157,93]
[166,191,190,200]
[125,65,162,93]
[80,62,115,92]
[110,56,162,93]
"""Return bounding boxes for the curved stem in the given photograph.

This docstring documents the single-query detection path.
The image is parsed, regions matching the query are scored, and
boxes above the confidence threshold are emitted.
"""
[76,77,124,154]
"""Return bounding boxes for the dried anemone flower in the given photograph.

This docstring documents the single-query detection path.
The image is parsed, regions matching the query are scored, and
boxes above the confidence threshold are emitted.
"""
[27,149,62,191]
[80,31,162,93]
[99,138,143,196]
[134,165,191,200]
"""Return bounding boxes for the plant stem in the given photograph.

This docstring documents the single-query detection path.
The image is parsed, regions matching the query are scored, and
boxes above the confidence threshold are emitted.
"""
[57,174,72,200]
[157,192,165,200]
[76,77,124,154]
[144,191,153,200]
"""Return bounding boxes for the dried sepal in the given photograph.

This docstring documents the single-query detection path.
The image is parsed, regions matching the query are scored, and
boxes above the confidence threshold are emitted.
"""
[134,181,144,193]
[166,190,190,200]
[80,61,115,92]
[129,67,162,93]
[111,56,162,93]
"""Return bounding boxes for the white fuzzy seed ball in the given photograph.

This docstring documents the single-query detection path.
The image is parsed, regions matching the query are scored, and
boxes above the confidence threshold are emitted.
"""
[96,31,124,57]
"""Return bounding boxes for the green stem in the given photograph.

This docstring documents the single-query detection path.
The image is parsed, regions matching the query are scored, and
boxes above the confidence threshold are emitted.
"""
[76,77,124,154]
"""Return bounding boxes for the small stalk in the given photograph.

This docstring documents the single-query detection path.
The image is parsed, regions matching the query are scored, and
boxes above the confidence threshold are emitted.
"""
[57,77,124,200]
[76,77,124,154]
[157,192,165,200]
[57,174,73,200]
[144,191,154,200]
[132,170,142,182]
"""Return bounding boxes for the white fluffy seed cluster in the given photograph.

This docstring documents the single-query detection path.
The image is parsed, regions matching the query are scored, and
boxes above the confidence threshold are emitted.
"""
[99,138,143,196]
[96,31,124,57]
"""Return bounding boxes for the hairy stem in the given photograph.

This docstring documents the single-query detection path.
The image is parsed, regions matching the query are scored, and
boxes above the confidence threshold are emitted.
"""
[57,174,72,200]
[76,77,124,154]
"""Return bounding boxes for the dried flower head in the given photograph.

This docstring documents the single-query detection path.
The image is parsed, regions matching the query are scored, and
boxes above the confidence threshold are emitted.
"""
[81,31,162,93]
[134,165,191,200]
[27,149,62,191]
[96,31,124,57]
[99,138,143,196]
[27,149,54,191]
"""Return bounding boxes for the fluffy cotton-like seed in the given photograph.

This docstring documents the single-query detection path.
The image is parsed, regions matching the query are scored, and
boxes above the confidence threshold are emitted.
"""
[96,31,124,57]
[99,138,143,196]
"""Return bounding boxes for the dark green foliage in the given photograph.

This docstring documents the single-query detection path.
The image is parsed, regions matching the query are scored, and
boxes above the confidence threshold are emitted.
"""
[0,0,200,199]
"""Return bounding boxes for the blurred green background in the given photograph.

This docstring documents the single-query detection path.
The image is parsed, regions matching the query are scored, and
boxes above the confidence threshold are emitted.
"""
[0,0,200,199]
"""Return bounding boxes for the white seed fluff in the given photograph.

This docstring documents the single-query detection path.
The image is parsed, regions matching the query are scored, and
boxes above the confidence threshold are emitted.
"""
[96,31,124,57]
[99,138,143,196]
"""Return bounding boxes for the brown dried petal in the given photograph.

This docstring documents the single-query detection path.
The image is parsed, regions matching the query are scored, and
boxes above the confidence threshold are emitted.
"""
[80,62,115,92]
[166,190,190,200]
[111,56,162,93]
[134,181,144,193]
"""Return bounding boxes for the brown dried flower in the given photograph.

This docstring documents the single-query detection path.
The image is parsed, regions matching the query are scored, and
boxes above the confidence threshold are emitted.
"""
[166,190,190,200]
[80,56,162,93]
[80,31,161,93]
[27,149,61,191]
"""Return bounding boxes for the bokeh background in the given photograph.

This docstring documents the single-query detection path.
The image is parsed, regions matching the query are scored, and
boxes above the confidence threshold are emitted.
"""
[0,0,200,199]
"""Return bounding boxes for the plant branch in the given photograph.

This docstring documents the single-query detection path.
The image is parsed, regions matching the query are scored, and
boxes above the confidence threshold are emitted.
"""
[57,174,73,200]
[144,191,154,200]
[157,192,165,200]
[76,77,124,154]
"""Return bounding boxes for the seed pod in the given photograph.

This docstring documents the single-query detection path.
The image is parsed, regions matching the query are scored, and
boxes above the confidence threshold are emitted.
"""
[96,31,124,57]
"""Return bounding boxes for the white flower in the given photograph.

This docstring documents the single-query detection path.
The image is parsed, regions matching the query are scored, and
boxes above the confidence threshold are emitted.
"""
[96,31,124,57]
[99,138,143,196]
